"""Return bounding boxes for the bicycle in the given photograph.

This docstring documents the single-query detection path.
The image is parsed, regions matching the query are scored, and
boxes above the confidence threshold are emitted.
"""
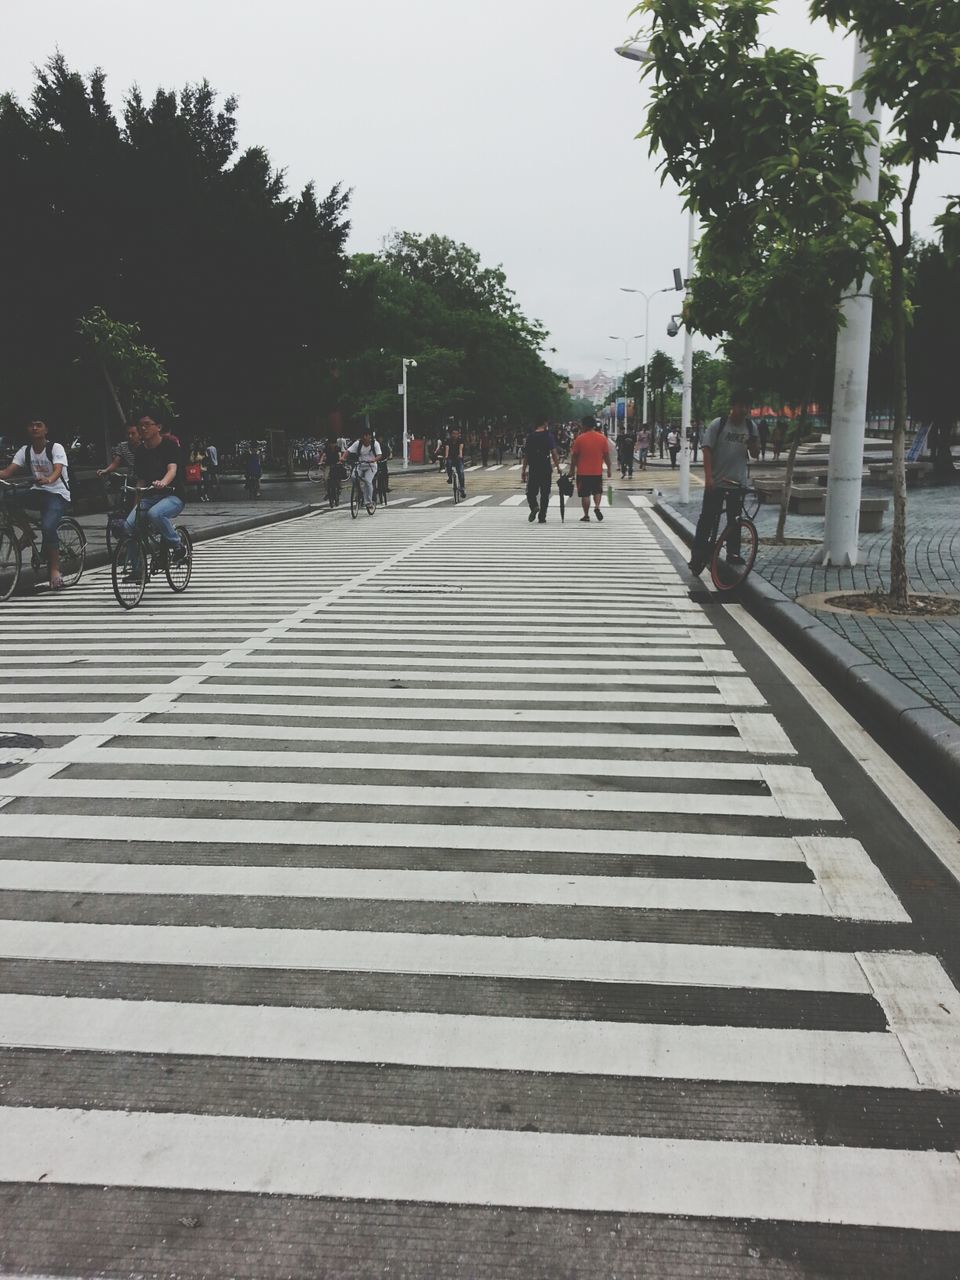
[704,484,761,592]
[0,478,86,602]
[103,474,137,555]
[447,461,465,504]
[349,466,378,519]
[110,484,193,609]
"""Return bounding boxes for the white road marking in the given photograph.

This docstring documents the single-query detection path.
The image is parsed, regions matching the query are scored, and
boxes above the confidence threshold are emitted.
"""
[724,601,960,889]
[0,717,796,755]
[0,994,919,1088]
[0,813,811,860]
[484,464,504,471]
[797,837,910,922]
[0,920,870,991]
[0,772,833,820]
[0,859,858,917]
[410,496,458,508]
[857,952,960,1089]
[458,495,492,506]
[3,1107,957,1228]
[500,494,528,505]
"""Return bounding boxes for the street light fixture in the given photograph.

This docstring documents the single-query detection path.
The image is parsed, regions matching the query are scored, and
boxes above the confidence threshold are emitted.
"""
[616,36,695,503]
[400,358,417,469]
[609,334,643,435]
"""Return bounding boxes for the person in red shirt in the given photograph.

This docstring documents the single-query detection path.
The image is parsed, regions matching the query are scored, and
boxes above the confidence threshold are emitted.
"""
[568,415,612,522]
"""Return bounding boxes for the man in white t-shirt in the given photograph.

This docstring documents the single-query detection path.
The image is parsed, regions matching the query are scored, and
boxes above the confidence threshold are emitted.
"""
[341,426,382,514]
[0,419,70,589]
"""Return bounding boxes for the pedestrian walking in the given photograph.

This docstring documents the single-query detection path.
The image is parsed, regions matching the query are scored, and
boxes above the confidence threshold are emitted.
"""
[657,423,666,459]
[667,427,680,469]
[480,430,490,467]
[690,422,701,463]
[758,418,770,461]
[205,440,220,492]
[569,415,611,523]
[618,427,636,478]
[522,417,559,524]
[636,425,650,470]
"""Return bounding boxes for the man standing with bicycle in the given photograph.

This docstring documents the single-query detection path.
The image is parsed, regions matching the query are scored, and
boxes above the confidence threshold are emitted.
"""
[688,390,759,575]
[342,425,382,515]
[0,419,71,590]
[127,415,188,562]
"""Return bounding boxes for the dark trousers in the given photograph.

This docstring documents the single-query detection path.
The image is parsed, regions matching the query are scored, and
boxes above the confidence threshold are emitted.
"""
[526,469,551,519]
[693,487,742,562]
[669,447,679,468]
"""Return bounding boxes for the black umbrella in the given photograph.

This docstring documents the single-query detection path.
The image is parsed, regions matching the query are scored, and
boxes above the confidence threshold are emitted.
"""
[557,472,574,523]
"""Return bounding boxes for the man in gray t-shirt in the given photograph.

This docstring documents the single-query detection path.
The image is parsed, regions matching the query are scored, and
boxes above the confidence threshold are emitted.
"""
[689,391,759,574]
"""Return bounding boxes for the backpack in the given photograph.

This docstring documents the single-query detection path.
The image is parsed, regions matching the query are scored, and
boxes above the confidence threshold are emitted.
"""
[22,441,69,493]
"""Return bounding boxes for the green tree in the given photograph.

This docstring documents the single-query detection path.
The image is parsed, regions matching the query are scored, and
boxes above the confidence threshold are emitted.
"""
[646,350,680,425]
[76,306,175,454]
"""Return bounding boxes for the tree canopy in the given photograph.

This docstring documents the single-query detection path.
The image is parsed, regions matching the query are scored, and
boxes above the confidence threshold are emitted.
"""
[1,56,567,449]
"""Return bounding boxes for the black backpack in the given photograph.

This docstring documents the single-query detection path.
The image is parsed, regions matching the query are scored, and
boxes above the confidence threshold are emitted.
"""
[24,441,69,493]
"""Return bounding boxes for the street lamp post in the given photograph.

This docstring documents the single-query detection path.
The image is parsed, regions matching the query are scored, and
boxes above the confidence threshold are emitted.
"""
[619,285,679,431]
[609,334,643,436]
[400,358,417,469]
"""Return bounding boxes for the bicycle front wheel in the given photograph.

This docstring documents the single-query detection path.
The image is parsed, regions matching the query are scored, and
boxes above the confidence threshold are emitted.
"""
[307,464,323,483]
[165,526,193,593]
[57,518,86,587]
[111,538,147,609]
[350,478,362,519]
[452,479,462,505]
[0,529,22,601]
[710,518,759,592]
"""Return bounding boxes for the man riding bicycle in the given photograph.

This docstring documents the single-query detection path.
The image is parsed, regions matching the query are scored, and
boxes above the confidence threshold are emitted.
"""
[126,415,188,562]
[444,426,466,499]
[0,419,71,590]
[342,426,382,515]
[688,390,759,575]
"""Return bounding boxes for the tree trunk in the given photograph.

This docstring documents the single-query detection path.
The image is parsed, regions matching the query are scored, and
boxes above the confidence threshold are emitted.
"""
[889,253,910,608]
[774,403,805,544]
[99,363,125,466]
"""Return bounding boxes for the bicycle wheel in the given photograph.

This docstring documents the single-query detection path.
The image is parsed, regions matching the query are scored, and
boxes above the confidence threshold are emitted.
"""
[0,529,22,601]
[165,526,193,593]
[710,518,759,592]
[452,478,462,505]
[350,477,362,519]
[742,488,761,521]
[57,518,86,587]
[111,537,147,609]
[307,464,323,483]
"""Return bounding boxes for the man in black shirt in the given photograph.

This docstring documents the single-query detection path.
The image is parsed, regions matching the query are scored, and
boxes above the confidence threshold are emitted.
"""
[521,418,559,523]
[124,415,187,561]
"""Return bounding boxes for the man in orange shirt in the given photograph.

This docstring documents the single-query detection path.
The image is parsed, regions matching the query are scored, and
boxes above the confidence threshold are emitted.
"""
[568,415,612,522]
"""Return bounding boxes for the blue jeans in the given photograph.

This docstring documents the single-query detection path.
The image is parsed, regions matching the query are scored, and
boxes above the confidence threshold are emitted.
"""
[447,459,465,492]
[11,489,69,550]
[126,493,184,549]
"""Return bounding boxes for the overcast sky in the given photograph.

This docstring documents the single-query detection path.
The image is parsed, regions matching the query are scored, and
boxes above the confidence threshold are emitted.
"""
[6,0,959,379]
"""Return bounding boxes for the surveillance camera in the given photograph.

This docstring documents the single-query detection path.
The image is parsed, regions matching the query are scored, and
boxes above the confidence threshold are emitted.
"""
[410,360,418,368]
[666,320,679,338]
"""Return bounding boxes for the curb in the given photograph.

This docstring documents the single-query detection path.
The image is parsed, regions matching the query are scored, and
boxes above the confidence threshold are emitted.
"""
[653,495,960,822]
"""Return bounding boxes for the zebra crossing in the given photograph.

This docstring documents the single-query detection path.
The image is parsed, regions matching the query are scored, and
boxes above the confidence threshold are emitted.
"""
[1,504,960,1275]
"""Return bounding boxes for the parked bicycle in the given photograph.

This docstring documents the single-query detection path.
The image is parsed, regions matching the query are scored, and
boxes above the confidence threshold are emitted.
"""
[111,483,193,609]
[703,485,760,592]
[0,478,86,601]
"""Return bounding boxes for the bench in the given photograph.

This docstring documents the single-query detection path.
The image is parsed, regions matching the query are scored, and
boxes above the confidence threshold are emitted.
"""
[858,497,889,533]
[788,485,826,516]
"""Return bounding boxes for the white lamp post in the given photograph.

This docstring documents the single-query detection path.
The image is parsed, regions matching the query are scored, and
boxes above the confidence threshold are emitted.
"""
[619,285,680,430]
[400,358,417,469]
[609,334,643,435]
[616,37,695,504]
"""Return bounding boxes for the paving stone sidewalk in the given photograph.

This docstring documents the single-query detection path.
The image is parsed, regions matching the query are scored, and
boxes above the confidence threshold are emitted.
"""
[659,478,960,725]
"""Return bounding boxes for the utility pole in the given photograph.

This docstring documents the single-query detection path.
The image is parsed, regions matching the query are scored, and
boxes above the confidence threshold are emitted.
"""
[821,38,881,565]
[678,211,696,505]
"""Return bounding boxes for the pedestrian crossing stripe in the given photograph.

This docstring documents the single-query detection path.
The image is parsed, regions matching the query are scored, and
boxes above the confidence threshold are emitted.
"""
[3,1107,959,1228]
[1,501,956,1253]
